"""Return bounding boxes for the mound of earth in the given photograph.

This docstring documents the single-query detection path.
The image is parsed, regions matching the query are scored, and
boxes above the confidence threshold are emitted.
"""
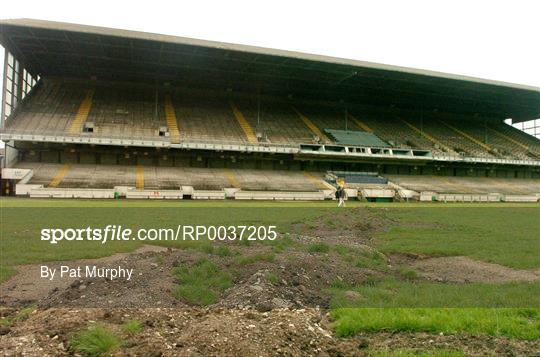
[218,247,384,311]
[1,242,381,310]
[1,307,538,356]
[0,245,177,308]
[1,206,538,355]
[393,254,540,283]
[290,207,390,247]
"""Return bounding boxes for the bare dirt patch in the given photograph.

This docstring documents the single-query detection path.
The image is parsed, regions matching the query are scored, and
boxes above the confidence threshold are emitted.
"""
[218,249,381,311]
[1,242,381,310]
[1,307,538,356]
[1,207,538,355]
[392,254,540,283]
[0,245,169,307]
[290,207,391,247]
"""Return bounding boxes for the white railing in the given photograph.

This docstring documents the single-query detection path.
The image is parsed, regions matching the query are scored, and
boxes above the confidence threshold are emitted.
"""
[432,154,540,166]
[2,129,539,166]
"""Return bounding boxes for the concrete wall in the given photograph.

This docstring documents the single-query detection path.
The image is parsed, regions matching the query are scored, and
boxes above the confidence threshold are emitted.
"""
[234,191,325,201]
[4,141,19,167]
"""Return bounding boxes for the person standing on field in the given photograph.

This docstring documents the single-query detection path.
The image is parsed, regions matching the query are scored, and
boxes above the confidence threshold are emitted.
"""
[336,185,346,207]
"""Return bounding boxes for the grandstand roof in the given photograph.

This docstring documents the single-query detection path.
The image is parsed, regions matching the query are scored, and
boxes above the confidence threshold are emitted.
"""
[1,18,539,122]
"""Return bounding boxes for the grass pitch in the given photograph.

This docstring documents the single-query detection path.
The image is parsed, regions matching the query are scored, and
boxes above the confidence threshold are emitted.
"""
[1,198,538,280]
[332,308,540,340]
[376,207,540,269]
[1,198,538,341]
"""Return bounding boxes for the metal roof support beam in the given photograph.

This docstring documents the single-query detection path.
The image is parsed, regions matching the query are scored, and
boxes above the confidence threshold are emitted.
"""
[0,19,539,121]
[0,47,7,129]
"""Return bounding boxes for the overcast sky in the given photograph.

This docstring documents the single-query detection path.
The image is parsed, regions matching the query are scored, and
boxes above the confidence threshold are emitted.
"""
[1,0,539,147]
[1,0,539,88]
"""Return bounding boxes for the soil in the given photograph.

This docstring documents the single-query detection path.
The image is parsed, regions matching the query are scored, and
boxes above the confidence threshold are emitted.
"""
[391,253,540,283]
[1,244,378,310]
[1,207,538,355]
[0,245,170,307]
[1,307,538,356]
[289,207,392,247]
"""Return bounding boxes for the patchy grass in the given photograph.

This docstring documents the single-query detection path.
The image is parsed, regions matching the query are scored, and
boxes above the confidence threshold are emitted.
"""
[234,252,275,265]
[332,244,389,270]
[70,325,120,356]
[2,202,538,283]
[324,218,337,228]
[0,305,37,327]
[375,207,540,269]
[211,245,234,257]
[12,305,36,322]
[122,320,143,335]
[153,255,164,265]
[265,271,280,284]
[331,308,540,340]
[367,350,465,357]
[196,242,241,256]
[173,258,232,305]
[355,250,388,270]
[0,266,16,284]
[396,266,419,280]
[332,244,350,255]
[175,241,237,257]
[329,279,540,308]
[308,242,331,253]
[262,235,296,253]
[3,198,537,208]
[0,205,326,282]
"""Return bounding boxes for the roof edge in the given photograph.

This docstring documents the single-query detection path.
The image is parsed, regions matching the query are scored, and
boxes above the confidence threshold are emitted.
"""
[1,18,539,94]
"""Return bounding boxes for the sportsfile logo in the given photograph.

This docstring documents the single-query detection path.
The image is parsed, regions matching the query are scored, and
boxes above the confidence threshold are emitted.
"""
[40,225,278,244]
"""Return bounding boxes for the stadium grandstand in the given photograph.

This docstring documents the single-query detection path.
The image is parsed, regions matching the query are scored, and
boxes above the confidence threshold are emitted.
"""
[1,19,539,201]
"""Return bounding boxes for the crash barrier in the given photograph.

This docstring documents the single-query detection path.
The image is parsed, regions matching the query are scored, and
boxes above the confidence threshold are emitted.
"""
[28,187,115,199]
[125,189,183,199]
[436,193,502,203]
[360,188,395,199]
[192,190,227,200]
[234,191,325,201]
[502,195,539,203]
